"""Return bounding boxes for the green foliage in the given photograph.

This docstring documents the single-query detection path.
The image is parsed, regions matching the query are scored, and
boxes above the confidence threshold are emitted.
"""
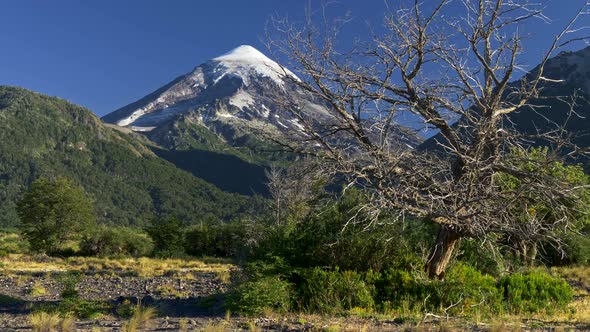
[80,226,153,258]
[227,276,293,316]
[540,224,590,266]
[0,86,265,228]
[457,239,505,276]
[498,147,590,233]
[57,297,110,319]
[184,220,252,258]
[442,264,503,314]
[146,216,185,257]
[252,188,435,272]
[499,271,573,314]
[57,272,81,299]
[297,267,374,314]
[0,231,29,255]
[16,177,95,254]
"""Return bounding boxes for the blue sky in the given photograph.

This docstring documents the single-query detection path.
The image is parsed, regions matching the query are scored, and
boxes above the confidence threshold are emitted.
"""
[1,1,588,116]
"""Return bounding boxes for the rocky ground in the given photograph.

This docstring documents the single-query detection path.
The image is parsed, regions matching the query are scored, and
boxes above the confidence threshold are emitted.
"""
[0,262,588,331]
[0,271,415,331]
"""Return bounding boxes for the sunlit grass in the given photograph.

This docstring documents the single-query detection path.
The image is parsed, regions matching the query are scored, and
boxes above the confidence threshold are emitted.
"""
[121,304,157,332]
[29,311,77,332]
[0,254,233,277]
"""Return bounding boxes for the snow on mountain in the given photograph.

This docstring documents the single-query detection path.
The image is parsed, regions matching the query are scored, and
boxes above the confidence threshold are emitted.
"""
[212,45,300,87]
[103,45,324,140]
[103,45,420,152]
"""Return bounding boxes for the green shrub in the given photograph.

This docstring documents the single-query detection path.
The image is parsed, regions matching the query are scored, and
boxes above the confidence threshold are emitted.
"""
[80,227,153,258]
[499,271,573,313]
[146,216,185,258]
[34,295,109,319]
[442,264,502,315]
[458,239,505,276]
[375,264,502,316]
[0,232,29,254]
[227,276,292,316]
[297,267,374,314]
[57,272,81,299]
[540,230,590,266]
[184,221,251,258]
[375,268,432,312]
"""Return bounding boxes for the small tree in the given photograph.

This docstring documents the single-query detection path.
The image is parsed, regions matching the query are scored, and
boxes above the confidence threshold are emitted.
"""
[146,215,185,257]
[16,177,96,254]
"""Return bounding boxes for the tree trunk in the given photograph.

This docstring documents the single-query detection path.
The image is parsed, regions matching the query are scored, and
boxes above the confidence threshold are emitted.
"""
[426,226,461,280]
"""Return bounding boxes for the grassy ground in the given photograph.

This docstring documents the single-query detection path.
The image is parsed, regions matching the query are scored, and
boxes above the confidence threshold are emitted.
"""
[0,254,233,278]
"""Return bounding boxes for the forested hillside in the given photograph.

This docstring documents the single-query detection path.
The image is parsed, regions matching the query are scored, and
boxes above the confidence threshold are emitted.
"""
[0,86,265,227]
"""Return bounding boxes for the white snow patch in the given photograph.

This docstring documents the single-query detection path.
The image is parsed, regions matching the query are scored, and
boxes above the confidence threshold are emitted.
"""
[217,111,236,119]
[288,118,305,132]
[213,45,300,87]
[260,104,271,118]
[131,126,156,132]
[229,90,255,109]
[276,120,289,129]
[117,109,146,126]
[213,73,227,85]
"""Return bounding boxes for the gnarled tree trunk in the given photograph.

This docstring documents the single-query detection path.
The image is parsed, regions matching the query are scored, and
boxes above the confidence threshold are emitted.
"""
[426,226,461,280]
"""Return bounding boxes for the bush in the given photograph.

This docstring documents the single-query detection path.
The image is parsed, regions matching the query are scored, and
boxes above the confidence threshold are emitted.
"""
[442,264,502,315]
[375,264,502,316]
[80,227,153,258]
[227,276,293,316]
[499,271,573,314]
[540,230,590,266]
[146,216,185,257]
[184,221,251,258]
[457,239,505,276]
[297,267,374,314]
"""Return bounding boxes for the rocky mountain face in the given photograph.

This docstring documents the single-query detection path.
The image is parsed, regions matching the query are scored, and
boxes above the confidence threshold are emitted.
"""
[104,45,419,158]
[102,45,331,153]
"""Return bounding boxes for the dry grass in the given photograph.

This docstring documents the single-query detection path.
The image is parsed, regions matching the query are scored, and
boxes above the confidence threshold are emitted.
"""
[121,304,157,332]
[30,312,61,332]
[0,254,233,277]
[553,265,590,289]
[30,311,76,332]
[202,319,228,332]
[60,315,75,332]
[178,318,189,331]
[29,281,47,296]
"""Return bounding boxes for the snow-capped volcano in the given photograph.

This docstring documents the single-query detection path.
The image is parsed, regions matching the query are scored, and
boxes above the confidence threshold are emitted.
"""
[103,45,419,155]
[102,45,323,139]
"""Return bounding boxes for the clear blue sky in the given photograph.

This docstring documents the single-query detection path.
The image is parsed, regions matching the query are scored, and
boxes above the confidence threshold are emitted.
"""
[1,0,587,116]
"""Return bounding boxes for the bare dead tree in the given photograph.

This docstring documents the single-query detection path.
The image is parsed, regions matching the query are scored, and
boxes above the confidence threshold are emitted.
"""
[264,0,590,279]
[266,160,322,225]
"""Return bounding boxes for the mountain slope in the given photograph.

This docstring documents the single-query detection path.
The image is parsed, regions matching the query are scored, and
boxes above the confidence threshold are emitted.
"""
[420,46,590,160]
[0,86,264,227]
[103,45,421,194]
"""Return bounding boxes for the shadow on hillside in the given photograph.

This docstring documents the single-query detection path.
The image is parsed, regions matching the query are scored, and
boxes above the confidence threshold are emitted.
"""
[152,148,269,196]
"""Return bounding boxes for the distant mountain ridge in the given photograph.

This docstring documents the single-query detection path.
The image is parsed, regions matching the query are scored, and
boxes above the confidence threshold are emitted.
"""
[420,46,590,161]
